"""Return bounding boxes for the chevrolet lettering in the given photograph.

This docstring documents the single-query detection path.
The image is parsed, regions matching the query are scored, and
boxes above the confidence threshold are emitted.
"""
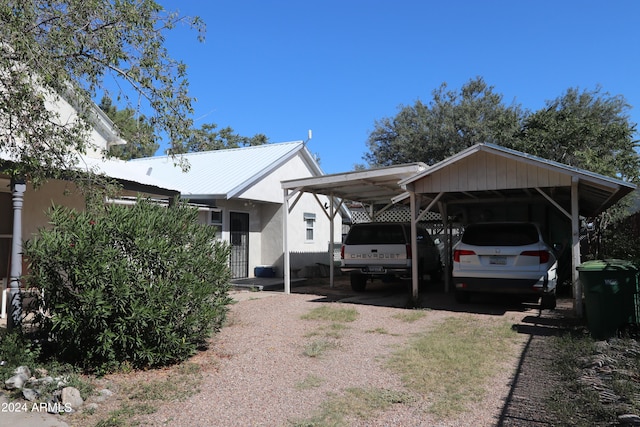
[340,222,442,291]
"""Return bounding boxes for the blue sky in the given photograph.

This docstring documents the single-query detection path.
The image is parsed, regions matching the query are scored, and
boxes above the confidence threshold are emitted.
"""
[155,0,640,174]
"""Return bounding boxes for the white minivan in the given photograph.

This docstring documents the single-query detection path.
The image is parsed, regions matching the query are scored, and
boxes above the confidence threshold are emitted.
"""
[452,222,558,309]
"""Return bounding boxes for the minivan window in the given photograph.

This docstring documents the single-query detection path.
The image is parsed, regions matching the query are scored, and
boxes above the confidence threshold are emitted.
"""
[345,224,406,244]
[461,223,539,246]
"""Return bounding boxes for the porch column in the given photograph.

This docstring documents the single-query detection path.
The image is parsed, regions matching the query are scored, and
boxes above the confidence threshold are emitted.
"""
[8,178,26,330]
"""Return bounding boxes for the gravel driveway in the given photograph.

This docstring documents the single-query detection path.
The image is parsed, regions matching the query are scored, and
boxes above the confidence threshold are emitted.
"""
[72,278,577,427]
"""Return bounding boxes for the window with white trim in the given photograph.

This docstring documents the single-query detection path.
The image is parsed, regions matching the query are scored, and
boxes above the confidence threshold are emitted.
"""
[210,209,223,239]
[304,212,316,242]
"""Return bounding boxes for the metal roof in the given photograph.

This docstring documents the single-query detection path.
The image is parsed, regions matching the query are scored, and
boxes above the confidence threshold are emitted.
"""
[79,155,182,196]
[400,143,637,217]
[132,141,310,198]
[281,143,636,218]
[281,162,428,205]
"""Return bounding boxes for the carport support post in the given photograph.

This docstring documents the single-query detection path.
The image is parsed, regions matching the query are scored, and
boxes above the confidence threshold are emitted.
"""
[438,201,450,293]
[283,188,291,294]
[571,176,583,317]
[409,190,419,304]
[329,194,335,288]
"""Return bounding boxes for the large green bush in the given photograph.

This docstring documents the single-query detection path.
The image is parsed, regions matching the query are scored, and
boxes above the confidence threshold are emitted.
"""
[24,198,232,373]
[602,215,640,265]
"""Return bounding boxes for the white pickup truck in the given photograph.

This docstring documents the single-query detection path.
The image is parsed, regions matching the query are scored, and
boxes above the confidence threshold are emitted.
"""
[340,222,442,291]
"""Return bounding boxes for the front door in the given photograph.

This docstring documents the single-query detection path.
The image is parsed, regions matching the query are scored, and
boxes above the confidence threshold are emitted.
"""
[229,212,249,278]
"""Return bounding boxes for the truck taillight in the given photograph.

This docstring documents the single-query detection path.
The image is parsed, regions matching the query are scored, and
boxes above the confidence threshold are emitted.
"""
[520,250,550,263]
[453,249,476,262]
[405,244,411,258]
[340,245,345,259]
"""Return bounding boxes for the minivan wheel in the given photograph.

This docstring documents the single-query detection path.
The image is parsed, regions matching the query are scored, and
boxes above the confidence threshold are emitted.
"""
[350,273,368,291]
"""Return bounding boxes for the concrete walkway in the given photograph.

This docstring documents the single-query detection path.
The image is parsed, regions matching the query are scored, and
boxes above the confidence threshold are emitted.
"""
[0,393,70,427]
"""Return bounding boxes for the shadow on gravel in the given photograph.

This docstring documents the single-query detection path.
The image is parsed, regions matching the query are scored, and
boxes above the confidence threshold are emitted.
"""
[497,298,584,426]
[292,276,537,316]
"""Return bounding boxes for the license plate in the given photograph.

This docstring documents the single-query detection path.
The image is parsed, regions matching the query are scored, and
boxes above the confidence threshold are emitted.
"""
[489,256,507,265]
[366,266,384,273]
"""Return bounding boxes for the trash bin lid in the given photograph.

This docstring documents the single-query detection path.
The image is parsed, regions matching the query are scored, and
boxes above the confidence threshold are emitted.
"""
[577,259,639,271]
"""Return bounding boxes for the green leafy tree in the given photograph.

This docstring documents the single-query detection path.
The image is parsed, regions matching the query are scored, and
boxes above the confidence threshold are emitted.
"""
[364,77,524,167]
[0,0,203,182]
[99,96,159,160]
[365,78,640,260]
[514,86,639,183]
[513,87,640,259]
[24,198,232,373]
[177,122,268,153]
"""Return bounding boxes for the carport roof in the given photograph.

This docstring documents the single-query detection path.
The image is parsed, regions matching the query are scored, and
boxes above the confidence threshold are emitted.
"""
[281,162,427,205]
[281,143,636,218]
[400,143,637,217]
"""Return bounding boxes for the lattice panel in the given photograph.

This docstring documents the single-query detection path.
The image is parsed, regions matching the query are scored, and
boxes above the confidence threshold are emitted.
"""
[350,207,442,224]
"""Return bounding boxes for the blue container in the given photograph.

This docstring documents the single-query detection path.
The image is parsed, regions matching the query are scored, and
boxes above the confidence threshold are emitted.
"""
[254,266,277,278]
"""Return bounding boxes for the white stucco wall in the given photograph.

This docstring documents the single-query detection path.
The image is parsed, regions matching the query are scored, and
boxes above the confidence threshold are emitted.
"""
[193,152,343,278]
[44,92,116,159]
[237,153,311,203]
[23,180,86,239]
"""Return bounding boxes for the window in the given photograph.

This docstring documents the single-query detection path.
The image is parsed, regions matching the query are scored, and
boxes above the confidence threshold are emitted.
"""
[210,209,223,239]
[461,223,539,246]
[304,212,316,241]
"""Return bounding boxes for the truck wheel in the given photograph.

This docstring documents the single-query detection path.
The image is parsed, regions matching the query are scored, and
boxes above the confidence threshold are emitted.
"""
[350,273,367,291]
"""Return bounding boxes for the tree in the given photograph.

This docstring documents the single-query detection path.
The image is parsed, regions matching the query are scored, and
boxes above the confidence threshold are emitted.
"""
[364,77,524,167]
[176,122,268,154]
[0,0,202,182]
[514,86,639,183]
[514,87,640,259]
[99,96,159,160]
[364,79,640,261]
[364,79,639,185]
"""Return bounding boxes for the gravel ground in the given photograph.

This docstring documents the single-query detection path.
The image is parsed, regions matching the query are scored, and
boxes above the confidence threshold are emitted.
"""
[68,278,577,427]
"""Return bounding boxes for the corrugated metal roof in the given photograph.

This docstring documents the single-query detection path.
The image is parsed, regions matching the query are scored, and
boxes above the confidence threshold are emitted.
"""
[131,141,306,197]
[281,163,428,205]
[0,149,182,195]
[79,155,182,195]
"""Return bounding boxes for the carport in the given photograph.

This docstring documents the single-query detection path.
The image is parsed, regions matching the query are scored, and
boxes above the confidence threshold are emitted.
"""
[282,143,636,316]
[281,162,427,292]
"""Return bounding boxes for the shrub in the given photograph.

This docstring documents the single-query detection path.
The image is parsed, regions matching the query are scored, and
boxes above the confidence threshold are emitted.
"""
[24,198,232,373]
[602,212,640,265]
[0,330,41,380]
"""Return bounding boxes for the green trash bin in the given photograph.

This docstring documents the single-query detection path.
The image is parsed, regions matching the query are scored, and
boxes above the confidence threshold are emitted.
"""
[577,259,639,340]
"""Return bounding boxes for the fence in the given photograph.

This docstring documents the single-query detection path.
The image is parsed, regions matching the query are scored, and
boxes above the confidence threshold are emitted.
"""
[290,244,342,278]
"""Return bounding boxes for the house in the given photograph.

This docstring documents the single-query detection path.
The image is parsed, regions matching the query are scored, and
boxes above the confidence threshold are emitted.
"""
[132,142,345,279]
